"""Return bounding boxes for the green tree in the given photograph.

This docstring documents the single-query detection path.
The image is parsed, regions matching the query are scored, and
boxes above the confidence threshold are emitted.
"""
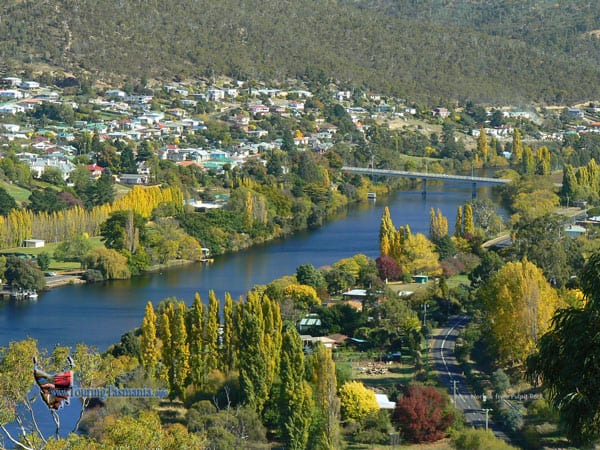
[36,252,51,271]
[100,210,147,253]
[278,325,313,450]
[86,171,114,207]
[0,187,17,216]
[307,343,341,450]
[238,306,269,414]
[4,256,45,291]
[221,292,237,373]
[528,250,600,446]
[53,233,93,266]
[82,247,130,280]
[296,264,326,290]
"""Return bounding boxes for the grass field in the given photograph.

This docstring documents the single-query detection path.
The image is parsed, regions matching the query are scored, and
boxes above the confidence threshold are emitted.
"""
[0,236,105,271]
[1,181,31,204]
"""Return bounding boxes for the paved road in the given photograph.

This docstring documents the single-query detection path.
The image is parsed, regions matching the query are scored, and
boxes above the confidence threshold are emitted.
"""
[431,315,509,441]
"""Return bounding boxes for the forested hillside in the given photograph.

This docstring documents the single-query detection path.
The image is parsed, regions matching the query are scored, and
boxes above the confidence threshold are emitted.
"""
[1,0,600,103]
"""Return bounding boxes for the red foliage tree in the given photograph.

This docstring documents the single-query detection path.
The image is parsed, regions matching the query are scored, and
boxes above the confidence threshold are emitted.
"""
[393,385,454,442]
[375,255,402,281]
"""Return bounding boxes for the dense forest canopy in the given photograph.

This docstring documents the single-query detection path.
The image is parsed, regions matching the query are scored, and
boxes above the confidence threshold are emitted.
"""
[1,0,599,103]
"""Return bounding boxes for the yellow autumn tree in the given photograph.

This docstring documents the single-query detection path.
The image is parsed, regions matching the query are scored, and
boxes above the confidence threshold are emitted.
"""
[284,284,321,311]
[480,259,563,367]
[429,208,448,242]
[400,233,442,276]
[339,381,379,422]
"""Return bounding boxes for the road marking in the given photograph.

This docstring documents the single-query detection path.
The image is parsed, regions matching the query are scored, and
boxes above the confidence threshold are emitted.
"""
[440,317,466,403]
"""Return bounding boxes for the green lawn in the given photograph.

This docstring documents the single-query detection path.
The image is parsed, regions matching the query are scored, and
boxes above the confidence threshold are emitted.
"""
[1,182,31,203]
[0,236,105,271]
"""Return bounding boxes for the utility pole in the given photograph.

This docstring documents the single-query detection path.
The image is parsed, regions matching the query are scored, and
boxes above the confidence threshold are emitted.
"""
[422,303,429,328]
[482,408,492,431]
[451,379,458,404]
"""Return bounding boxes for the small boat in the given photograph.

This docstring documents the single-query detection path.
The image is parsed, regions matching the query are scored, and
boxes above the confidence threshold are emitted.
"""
[367,192,377,200]
[27,290,38,300]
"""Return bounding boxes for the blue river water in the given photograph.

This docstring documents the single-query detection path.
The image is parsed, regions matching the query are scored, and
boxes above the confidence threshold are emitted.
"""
[0,183,498,353]
[0,183,501,442]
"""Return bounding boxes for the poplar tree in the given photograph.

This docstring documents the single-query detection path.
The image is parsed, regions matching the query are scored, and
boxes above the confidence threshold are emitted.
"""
[512,128,523,164]
[481,259,562,366]
[477,127,489,163]
[170,302,190,399]
[463,203,475,237]
[159,311,171,385]
[140,301,159,377]
[561,164,578,202]
[279,325,313,450]
[307,343,341,450]
[522,146,535,174]
[205,290,220,373]
[379,207,395,256]
[429,208,448,242]
[262,295,283,395]
[455,205,463,238]
[221,292,237,373]
[535,146,551,176]
[238,307,269,414]
[188,293,205,386]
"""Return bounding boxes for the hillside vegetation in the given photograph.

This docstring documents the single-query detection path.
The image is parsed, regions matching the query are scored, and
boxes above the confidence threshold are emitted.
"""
[1,0,600,103]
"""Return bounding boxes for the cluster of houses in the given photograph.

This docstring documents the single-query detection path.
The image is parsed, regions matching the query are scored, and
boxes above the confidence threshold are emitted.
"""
[1,74,600,186]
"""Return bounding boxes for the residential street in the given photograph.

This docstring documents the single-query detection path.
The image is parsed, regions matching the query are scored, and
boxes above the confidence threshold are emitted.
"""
[431,315,509,441]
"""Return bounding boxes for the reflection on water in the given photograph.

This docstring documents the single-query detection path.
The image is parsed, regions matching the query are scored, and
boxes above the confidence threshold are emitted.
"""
[0,184,500,351]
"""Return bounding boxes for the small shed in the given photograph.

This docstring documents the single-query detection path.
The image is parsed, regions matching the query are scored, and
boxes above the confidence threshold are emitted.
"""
[23,239,45,248]
[375,393,396,409]
[412,275,429,284]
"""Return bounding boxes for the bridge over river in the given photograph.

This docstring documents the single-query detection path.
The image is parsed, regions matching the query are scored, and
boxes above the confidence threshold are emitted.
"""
[342,166,511,198]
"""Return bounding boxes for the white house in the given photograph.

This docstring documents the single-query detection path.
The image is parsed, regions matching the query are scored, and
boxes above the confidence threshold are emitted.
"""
[0,90,23,99]
[20,81,40,90]
[207,89,225,102]
[0,104,25,114]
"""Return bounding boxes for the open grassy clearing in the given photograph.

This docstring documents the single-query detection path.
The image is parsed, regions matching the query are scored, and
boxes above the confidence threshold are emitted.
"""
[0,236,105,271]
[1,181,31,203]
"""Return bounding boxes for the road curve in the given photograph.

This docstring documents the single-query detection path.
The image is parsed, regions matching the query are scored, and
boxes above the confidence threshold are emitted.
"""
[431,315,510,441]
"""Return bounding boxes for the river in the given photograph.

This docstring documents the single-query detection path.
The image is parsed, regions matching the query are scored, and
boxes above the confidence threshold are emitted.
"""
[0,183,498,352]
